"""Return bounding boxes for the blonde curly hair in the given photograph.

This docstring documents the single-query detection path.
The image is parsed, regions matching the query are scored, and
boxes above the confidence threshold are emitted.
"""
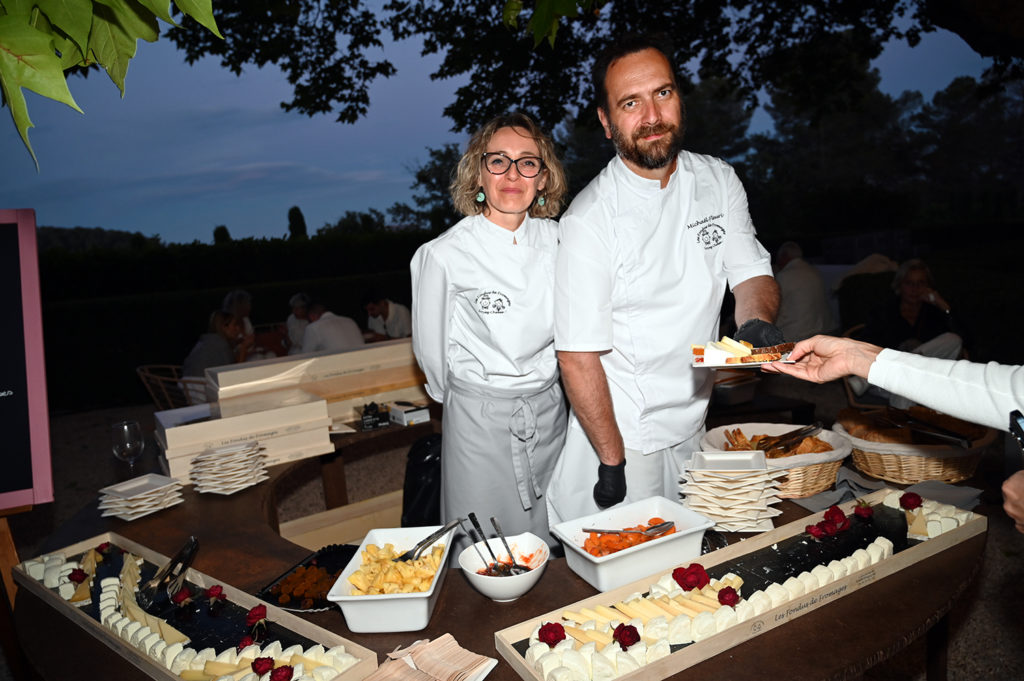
[450,112,567,219]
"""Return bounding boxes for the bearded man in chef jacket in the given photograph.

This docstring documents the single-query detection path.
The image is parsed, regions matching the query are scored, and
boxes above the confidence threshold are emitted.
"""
[547,34,783,524]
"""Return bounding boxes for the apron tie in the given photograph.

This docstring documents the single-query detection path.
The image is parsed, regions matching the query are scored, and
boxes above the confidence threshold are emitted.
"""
[509,396,541,510]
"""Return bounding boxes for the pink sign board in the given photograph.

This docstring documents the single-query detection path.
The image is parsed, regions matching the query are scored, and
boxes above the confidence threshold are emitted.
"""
[0,209,54,510]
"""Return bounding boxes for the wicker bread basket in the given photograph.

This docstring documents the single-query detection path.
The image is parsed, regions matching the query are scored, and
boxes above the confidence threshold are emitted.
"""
[832,422,995,485]
[700,423,852,499]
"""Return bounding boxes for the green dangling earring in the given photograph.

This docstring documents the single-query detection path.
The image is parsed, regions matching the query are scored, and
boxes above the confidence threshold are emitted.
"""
[475,190,486,203]
[537,195,546,207]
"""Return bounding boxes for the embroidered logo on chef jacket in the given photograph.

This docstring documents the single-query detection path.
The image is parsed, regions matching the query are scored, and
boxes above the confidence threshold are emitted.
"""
[696,223,725,250]
[475,291,511,314]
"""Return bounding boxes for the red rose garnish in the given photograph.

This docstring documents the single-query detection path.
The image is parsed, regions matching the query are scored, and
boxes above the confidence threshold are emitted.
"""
[854,499,874,520]
[205,584,226,605]
[537,622,566,648]
[251,657,275,675]
[236,635,254,652]
[270,666,294,681]
[612,623,641,650]
[806,523,825,539]
[246,604,268,630]
[672,563,710,591]
[820,519,839,536]
[900,492,923,510]
[68,568,88,584]
[97,542,112,553]
[717,585,739,607]
[171,586,192,606]
[823,505,845,525]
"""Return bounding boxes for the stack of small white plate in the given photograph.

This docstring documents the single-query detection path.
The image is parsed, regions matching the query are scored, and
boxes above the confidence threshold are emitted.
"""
[98,474,184,521]
[681,451,785,532]
[189,442,268,494]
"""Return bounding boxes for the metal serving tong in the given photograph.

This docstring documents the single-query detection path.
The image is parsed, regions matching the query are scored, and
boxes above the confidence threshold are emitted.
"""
[392,518,461,562]
[581,520,676,537]
[754,421,823,455]
[880,408,972,448]
[137,535,199,609]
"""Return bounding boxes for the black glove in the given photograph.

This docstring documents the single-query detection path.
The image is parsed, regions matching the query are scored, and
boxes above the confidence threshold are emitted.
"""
[733,318,784,347]
[593,461,626,509]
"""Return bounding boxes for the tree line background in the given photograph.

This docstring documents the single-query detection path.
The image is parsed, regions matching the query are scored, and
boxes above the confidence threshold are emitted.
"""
[31,1,1024,410]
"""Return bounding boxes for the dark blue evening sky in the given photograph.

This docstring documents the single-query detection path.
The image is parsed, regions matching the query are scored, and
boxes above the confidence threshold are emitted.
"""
[0,26,990,244]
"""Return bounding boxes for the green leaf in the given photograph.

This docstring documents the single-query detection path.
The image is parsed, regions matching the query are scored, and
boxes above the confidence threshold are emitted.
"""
[89,3,138,94]
[137,0,175,25]
[93,0,159,43]
[502,0,522,29]
[172,0,221,39]
[37,0,93,53]
[53,30,86,69]
[0,14,83,167]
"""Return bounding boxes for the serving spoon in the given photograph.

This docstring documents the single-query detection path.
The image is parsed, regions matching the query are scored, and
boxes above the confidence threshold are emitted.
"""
[581,520,676,537]
[490,516,531,575]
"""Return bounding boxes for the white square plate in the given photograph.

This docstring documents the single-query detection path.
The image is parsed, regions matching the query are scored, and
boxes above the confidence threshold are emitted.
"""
[98,473,180,499]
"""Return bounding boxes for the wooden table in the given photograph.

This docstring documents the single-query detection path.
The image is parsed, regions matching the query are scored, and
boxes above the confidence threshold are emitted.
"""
[14,451,984,681]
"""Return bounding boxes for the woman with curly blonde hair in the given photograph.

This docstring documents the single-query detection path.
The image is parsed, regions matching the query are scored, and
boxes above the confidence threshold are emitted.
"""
[411,112,568,550]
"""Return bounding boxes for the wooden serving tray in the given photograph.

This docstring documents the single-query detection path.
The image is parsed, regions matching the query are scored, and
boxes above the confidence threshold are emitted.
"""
[495,488,986,681]
[13,531,378,681]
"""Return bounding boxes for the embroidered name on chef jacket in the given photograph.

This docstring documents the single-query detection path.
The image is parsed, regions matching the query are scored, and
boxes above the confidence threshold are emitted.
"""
[475,291,511,314]
[686,213,726,250]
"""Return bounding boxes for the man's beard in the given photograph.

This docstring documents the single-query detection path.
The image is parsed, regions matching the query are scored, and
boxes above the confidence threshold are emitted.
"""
[609,117,686,170]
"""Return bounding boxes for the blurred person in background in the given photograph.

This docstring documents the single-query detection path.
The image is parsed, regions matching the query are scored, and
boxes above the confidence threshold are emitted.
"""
[287,292,310,354]
[303,303,365,353]
[773,241,834,341]
[182,310,244,402]
[222,289,255,361]
[362,289,412,341]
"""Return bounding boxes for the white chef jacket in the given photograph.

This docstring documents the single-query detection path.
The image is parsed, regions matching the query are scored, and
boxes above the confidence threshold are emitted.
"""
[303,312,365,353]
[554,151,773,452]
[411,214,559,401]
[368,300,412,338]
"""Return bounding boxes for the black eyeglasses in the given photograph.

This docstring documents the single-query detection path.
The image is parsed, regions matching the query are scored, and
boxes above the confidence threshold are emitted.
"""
[481,152,545,178]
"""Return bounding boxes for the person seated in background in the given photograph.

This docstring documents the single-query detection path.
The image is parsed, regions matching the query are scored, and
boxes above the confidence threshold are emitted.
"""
[286,292,310,355]
[182,311,244,402]
[362,289,412,341]
[773,241,834,341]
[303,303,366,353]
[853,258,964,407]
[222,289,255,361]
[762,334,1024,533]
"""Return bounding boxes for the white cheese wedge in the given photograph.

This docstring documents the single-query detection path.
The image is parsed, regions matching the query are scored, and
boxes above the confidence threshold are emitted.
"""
[140,632,162,655]
[310,667,338,681]
[328,652,358,674]
[24,559,45,580]
[797,571,819,593]
[535,650,563,679]
[667,614,693,644]
[926,519,944,538]
[940,516,958,533]
[239,674,260,681]
[718,336,753,356]
[765,583,789,608]
[170,647,198,675]
[43,555,66,568]
[616,651,640,676]
[149,639,167,661]
[866,543,884,565]
[304,644,325,662]
[99,606,117,623]
[625,640,647,667]
[645,615,668,641]
[953,510,973,525]
[691,611,717,641]
[129,625,153,647]
[841,556,859,574]
[546,665,576,681]
[734,600,755,623]
[782,577,805,600]
[560,648,589,680]
[589,650,616,681]
[238,645,262,662]
[261,641,283,659]
[714,606,737,632]
[747,590,772,615]
[292,663,306,677]
[874,536,894,559]
[921,499,939,514]
[100,576,120,589]
[111,616,132,636]
[121,620,143,642]
[811,564,833,586]
[191,647,217,671]
[215,648,238,664]
[827,560,847,581]
[652,573,678,596]
[646,638,671,664]
[703,342,738,365]
[576,641,596,670]
[852,549,871,570]
[525,642,550,666]
[163,642,184,669]
[554,638,575,654]
[58,582,77,600]
[882,491,902,509]
[43,566,63,588]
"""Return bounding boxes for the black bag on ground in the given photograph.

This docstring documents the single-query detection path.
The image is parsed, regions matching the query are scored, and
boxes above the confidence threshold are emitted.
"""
[401,433,442,527]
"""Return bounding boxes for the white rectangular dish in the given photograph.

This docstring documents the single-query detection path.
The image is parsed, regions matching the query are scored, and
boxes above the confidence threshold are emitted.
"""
[550,496,713,592]
[327,525,456,633]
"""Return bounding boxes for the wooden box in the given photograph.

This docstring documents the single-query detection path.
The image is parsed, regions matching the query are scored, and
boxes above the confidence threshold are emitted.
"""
[207,340,429,422]
[494,489,986,681]
[13,532,377,681]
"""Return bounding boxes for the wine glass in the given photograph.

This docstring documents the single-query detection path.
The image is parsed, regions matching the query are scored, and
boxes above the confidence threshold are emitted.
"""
[112,420,145,476]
